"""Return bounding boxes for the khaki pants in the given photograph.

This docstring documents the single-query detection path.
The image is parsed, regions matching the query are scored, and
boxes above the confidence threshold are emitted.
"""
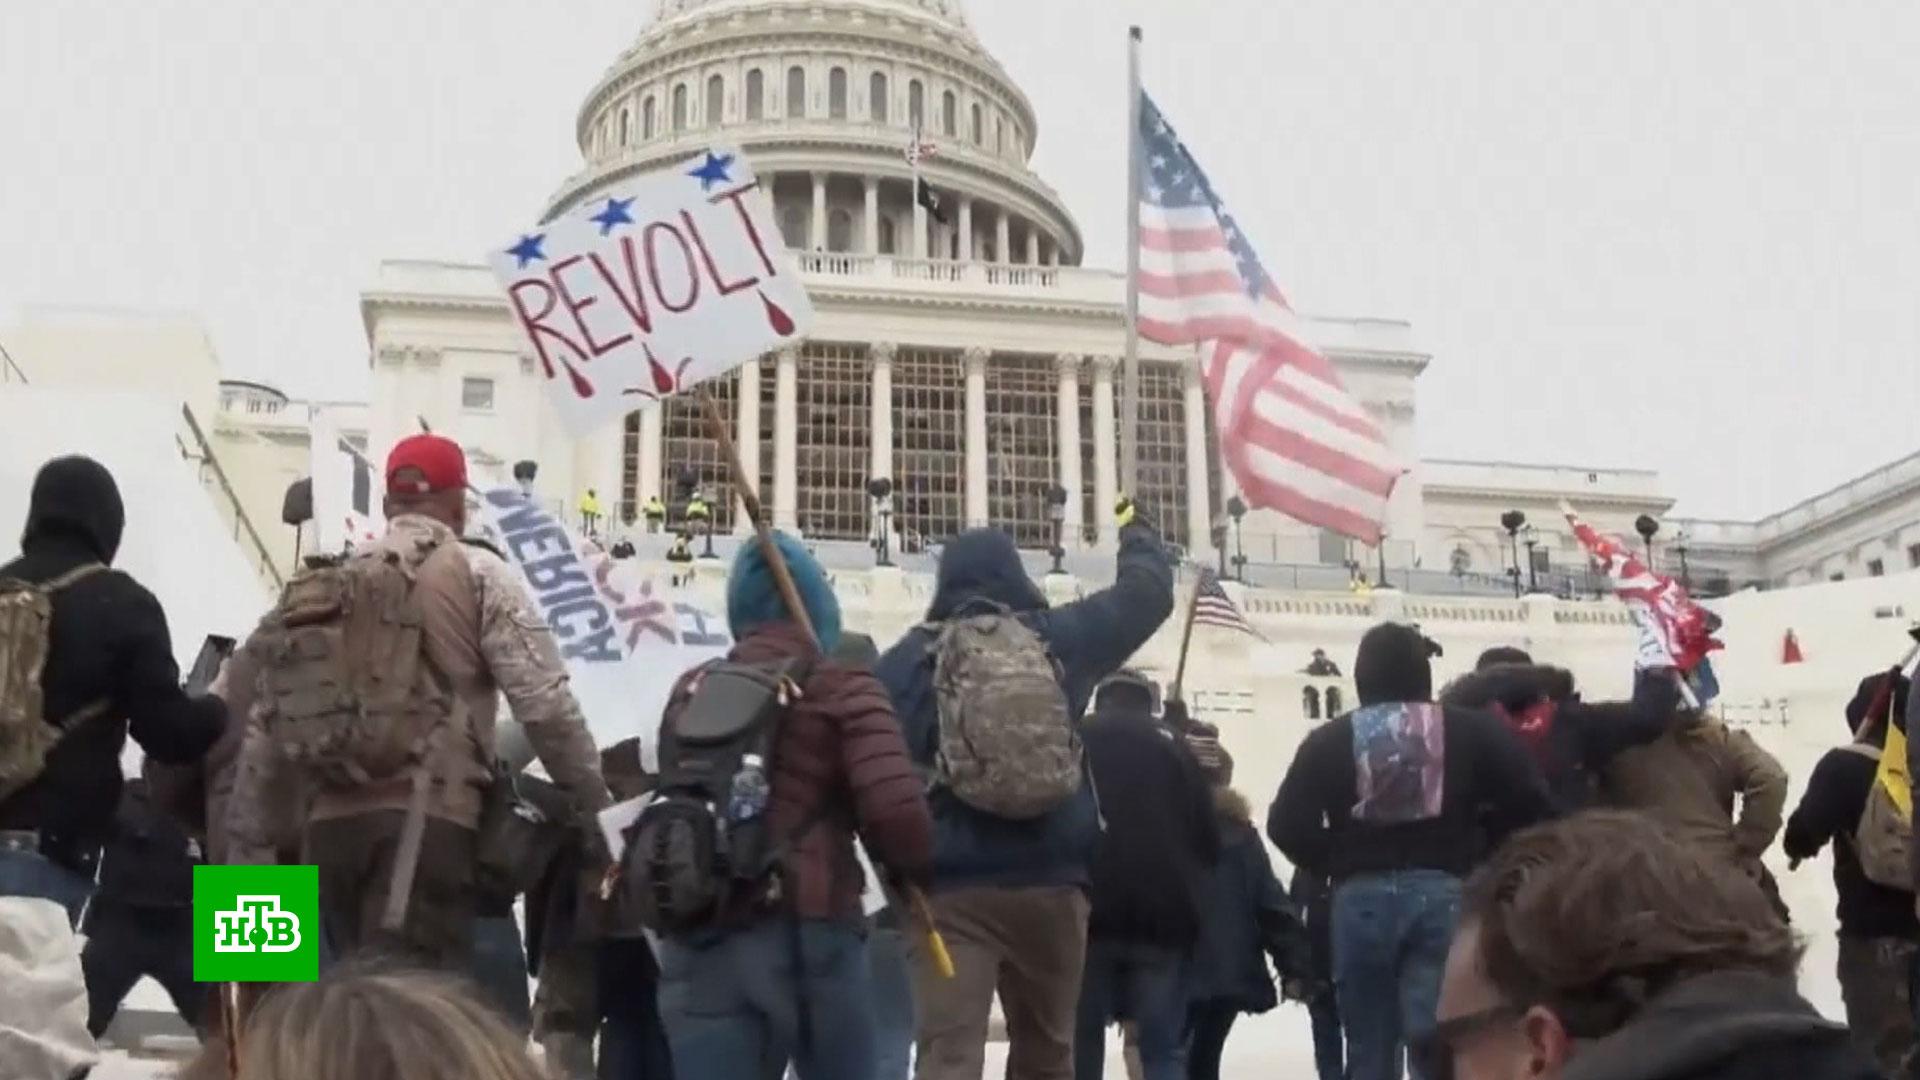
[1837,935,1916,1079]
[910,885,1090,1080]
[305,811,478,970]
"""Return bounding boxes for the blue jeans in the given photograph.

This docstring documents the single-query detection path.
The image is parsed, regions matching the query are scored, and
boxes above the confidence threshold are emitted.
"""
[0,847,92,928]
[1332,870,1462,1080]
[658,919,873,1080]
[1308,989,1346,1080]
[1074,940,1188,1080]
[867,922,914,1080]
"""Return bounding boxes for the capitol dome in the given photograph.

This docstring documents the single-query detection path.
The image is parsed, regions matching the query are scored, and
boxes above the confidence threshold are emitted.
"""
[547,0,1081,267]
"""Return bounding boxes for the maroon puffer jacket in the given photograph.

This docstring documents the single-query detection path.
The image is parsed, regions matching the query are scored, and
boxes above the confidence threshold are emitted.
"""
[660,622,933,922]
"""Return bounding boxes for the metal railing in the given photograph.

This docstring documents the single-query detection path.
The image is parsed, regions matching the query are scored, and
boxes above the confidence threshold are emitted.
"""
[177,404,284,590]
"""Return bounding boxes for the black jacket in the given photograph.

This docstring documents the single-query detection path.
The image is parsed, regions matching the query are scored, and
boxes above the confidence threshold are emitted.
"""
[0,457,226,862]
[1082,696,1220,948]
[1440,664,1680,812]
[1188,788,1303,1013]
[91,781,200,913]
[1562,970,1874,1080]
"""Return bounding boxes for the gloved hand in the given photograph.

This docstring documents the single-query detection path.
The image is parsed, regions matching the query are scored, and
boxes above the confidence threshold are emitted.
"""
[1115,495,1138,529]
[1162,698,1191,732]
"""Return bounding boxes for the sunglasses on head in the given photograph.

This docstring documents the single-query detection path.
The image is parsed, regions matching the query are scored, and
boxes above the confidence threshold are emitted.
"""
[1410,1003,1526,1080]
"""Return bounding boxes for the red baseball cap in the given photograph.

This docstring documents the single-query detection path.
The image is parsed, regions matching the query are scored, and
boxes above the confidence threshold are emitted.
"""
[386,434,468,495]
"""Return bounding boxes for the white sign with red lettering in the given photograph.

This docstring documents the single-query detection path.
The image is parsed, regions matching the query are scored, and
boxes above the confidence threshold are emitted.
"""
[488,146,812,435]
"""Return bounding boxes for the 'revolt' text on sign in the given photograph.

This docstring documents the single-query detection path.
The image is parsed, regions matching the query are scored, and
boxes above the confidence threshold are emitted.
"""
[488,145,815,436]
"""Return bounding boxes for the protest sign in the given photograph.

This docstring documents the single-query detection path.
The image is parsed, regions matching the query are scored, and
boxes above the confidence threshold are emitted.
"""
[488,146,813,436]
[475,485,730,769]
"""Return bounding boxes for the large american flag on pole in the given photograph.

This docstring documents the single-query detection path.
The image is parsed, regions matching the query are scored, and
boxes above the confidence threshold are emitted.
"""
[1135,93,1403,544]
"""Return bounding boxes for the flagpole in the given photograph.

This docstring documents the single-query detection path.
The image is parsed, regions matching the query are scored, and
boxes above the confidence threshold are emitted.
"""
[1168,571,1206,703]
[1121,25,1144,502]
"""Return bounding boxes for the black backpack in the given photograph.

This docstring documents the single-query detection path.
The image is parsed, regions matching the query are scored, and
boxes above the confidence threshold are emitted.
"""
[620,656,813,936]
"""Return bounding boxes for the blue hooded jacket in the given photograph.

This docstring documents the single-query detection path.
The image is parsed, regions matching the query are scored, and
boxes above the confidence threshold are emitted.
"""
[874,523,1175,891]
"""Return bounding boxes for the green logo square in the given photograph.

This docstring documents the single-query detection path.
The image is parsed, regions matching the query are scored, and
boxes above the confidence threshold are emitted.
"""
[192,865,320,983]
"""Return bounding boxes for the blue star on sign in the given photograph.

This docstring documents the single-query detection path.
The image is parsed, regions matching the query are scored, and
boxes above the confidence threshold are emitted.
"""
[506,233,547,268]
[589,197,636,236]
[687,151,736,192]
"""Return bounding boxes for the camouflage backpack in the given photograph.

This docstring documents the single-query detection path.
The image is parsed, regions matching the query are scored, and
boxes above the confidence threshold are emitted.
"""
[1841,743,1911,890]
[0,564,107,803]
[928,603,1080,819]
[253,543,453,789]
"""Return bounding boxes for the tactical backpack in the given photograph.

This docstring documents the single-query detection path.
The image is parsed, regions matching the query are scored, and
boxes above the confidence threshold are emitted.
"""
[1840,743,1912,890]
[620,657,812,936]
[252,544,453,790]
[0,564,107,805]
[928,604,1080,820]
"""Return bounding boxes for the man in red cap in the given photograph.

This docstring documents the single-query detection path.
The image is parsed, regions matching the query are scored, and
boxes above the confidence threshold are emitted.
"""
[221,433,610,970]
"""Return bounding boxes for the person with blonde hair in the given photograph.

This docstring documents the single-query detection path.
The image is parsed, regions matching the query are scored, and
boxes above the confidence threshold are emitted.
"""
[184,964,546,1080]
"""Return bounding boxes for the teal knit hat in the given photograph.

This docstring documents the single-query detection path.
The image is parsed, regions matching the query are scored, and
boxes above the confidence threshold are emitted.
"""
[725,531,842,652]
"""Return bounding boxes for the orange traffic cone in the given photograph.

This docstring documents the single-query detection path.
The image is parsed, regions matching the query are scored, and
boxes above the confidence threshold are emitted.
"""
[1782,629,1804,665]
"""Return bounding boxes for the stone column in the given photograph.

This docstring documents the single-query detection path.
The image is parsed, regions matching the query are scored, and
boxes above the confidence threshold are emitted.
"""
[870,342,895,482]
[1183,359,1213,558]
[863,175,879,255]
[964,346,990,528]
[809,172,827,250]
[734,357,762,531]
[1090,354,1118,546]
[1024,225,1039,266]
[774,347,799,531]
[958,197,974,261]
[994,210,1011,265]
[638,402,663,509]
[1056,354,1084,545]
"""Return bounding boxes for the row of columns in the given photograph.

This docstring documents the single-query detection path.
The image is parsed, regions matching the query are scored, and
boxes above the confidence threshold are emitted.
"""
[790,172,1062,265]
[618,346,1212,552]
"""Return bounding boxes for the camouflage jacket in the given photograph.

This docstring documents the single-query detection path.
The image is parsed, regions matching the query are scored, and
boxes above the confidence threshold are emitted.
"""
[223,515,609,862]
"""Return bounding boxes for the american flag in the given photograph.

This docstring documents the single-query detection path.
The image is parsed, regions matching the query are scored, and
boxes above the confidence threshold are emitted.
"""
[1564,506,1722,672]
[1192,569,1263,639]
[1135,93,1403,544]
[905,126,938,168]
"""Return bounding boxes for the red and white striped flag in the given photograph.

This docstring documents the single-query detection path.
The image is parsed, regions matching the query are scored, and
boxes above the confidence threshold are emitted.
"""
[1134,93,1403,544]
[905,125,938,168]
[1193,568,1264,640]
[1564,505,1722,672]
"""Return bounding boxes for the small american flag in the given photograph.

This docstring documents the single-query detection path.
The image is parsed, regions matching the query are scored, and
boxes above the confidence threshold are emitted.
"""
[905,126,938,168]
[1192,569,1263,639]
[1135,93,1403,544]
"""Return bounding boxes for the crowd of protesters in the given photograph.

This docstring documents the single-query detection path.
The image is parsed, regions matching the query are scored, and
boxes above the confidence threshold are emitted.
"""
[0,444,1912,1080]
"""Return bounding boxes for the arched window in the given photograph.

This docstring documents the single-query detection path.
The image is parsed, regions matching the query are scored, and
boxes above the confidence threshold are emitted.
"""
[746,70,764,120]
[941,90,956,136]
[1302,686,1322,721]
[908,80,924,127]
[970,103,982,144]
[617,107,630,147]
[1325,686,1345,715]
[827,209,854,252]
[672,85,688,132]
[779,206,806,250]
[642,95,656,139]
[995,116,1004,154]
[786,66,806,119]
[870,72,888,122]
[829,67,848,119]
[878,216,897,255]
[705,74,724,126]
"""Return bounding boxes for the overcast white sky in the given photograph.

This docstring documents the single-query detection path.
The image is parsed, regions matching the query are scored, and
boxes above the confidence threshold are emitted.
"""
[2,1,1915,519]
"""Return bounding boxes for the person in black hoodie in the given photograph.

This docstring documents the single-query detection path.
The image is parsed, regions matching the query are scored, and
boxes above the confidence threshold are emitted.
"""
[1270,623,1552,1080]
[1075,670,1221,1080]
[1784,669,1916,1078]
[1440,647,1682,813]
[0,456,225,924]
[81,779,206,1039]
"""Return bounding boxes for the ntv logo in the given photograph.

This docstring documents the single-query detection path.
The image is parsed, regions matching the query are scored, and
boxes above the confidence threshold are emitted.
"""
[212,895,302,954]
[194,865,319,982]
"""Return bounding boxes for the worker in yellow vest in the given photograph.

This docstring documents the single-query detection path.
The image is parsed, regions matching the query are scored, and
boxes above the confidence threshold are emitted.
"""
[579,488,604,537]
[643,495,667,534]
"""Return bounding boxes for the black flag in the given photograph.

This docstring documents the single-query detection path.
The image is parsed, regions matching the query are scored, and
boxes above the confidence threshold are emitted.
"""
[916,179,950,225]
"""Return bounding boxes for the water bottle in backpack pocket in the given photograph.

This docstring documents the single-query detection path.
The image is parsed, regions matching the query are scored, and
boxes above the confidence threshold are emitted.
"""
[619,656,813,936]
[927,604,1082,820]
